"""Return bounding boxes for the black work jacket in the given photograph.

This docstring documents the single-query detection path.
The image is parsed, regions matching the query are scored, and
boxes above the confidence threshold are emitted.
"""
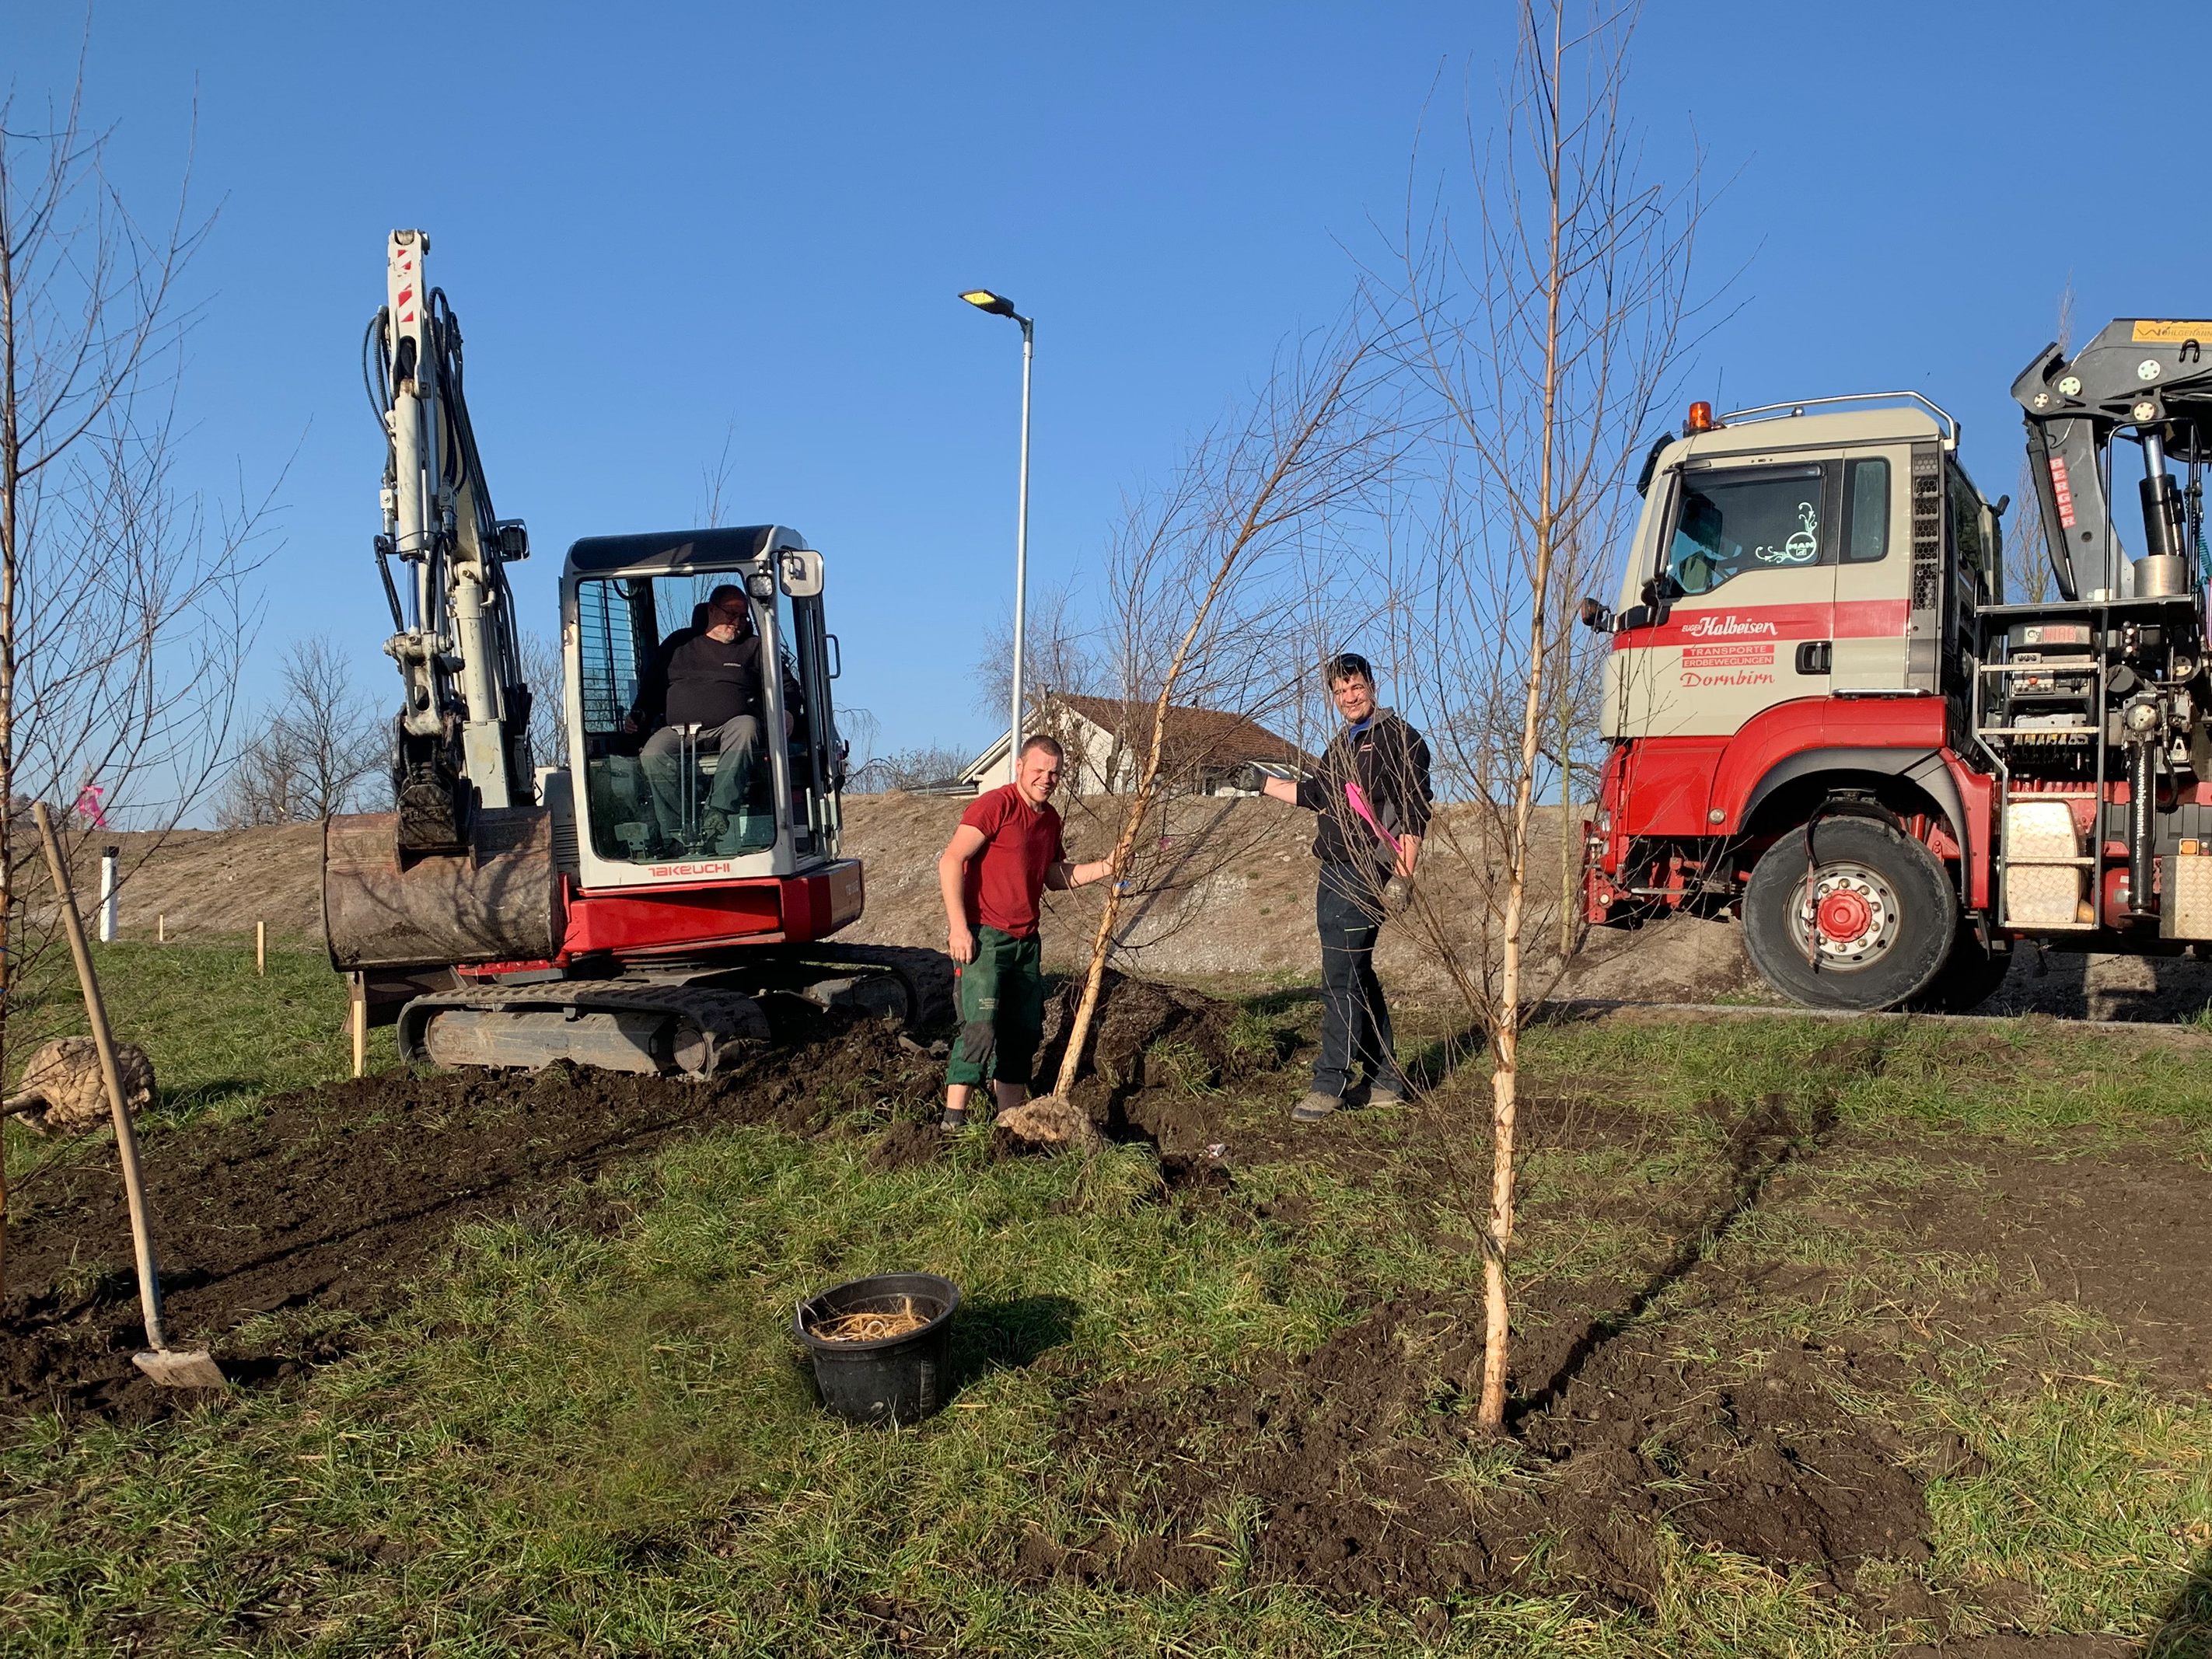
[1293,708,1434,875]
[633,627,802,732]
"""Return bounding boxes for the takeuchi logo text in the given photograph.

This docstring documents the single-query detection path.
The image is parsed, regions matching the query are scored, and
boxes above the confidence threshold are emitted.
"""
[1681,614,1780,638]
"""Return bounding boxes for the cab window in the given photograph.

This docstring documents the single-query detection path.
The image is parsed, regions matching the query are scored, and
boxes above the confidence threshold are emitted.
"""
[1843,457,1890,564]
[1945,460,1987,576]
[1662,463,1831,596]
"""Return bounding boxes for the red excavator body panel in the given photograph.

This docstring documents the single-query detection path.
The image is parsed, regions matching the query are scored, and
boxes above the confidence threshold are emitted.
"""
[562,859,865,960]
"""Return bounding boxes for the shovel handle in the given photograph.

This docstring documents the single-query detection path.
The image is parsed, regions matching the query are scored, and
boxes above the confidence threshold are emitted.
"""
[33,804,171,1353]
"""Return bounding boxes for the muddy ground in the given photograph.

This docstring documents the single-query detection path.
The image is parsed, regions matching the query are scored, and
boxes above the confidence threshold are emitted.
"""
[0,1001,946,1423]
[4,977,2206,1646]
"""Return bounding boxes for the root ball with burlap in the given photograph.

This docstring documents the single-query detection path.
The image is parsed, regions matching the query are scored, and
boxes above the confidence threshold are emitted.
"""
[5,1036,156,1133]
[993,1091,1105,1154]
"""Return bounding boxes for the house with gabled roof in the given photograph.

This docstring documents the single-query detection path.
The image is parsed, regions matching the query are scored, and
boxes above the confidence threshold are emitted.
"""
[959,691,1315,796]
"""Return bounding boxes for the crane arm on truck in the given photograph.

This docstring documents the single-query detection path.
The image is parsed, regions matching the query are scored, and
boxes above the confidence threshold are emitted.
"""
[369,229,535,854]
[2013,319,2212,603]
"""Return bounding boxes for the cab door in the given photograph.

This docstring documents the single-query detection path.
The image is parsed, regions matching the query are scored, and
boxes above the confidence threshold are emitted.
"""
[1827,450,1911,692]
[1609,456,1843,741]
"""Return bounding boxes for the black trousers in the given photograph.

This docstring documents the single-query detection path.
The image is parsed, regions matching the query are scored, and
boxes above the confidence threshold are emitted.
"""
[1314,862,1401,1097]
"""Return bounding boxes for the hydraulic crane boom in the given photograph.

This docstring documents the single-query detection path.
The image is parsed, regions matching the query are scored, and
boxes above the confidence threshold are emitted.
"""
[370,229,535,852]
[2012,317,2212,602]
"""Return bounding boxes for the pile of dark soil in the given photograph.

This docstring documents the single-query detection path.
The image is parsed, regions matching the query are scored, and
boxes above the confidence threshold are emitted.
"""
[1,1007,944,1425]
[1029,971,1253,1155]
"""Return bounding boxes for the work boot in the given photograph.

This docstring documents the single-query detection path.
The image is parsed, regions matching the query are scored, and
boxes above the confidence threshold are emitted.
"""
[939,1105,970,1133]
[1292,1089,1341,1124]
[1364,1075,1412,1107]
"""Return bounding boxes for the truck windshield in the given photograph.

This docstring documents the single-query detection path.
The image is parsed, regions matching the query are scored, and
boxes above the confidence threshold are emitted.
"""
[1665,463,1829,596]
[574,573,781,864]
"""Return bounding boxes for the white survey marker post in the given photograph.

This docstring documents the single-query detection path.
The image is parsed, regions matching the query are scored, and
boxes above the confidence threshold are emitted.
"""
[98,846,119,944]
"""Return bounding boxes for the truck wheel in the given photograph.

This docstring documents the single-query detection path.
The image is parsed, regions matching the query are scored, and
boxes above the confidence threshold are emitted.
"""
[1905,924,2013,1015]
[1743,816,1956,1011]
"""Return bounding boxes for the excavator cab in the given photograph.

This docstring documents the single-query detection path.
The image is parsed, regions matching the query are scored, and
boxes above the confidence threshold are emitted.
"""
[550,526,844,890]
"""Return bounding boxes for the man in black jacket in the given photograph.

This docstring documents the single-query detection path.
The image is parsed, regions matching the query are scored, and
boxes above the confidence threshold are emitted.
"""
[633,585,798,849]
[1246,652,1432,1123]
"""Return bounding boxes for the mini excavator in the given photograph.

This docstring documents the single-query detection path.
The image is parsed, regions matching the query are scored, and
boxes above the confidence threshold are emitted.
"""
[322,230,945,1074]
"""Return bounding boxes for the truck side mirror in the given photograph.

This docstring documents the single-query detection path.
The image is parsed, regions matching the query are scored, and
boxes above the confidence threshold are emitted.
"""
[1578,595,1613,631]
[778,549,825,598]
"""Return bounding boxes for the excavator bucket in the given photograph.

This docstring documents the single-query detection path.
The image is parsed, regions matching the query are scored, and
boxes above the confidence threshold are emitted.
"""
[323,806,567,973]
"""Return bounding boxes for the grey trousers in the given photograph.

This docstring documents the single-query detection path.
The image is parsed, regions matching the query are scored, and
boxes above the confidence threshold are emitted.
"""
[641,714,763,837]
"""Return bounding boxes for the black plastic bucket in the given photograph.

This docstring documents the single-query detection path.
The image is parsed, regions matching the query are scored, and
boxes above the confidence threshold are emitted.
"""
[795,1272,961,1427]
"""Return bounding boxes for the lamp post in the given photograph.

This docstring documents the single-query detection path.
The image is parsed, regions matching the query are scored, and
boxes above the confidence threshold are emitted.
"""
[959,288,1033,784]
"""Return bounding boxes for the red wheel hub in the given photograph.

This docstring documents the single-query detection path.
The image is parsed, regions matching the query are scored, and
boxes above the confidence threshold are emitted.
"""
[1815,888,1873,943]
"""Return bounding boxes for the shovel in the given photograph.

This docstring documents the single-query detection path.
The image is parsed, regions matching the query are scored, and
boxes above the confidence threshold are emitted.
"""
[32,805,225,1389]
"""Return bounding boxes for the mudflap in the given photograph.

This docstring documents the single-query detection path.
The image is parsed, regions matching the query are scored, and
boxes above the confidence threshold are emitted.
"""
[397,983,769,1078]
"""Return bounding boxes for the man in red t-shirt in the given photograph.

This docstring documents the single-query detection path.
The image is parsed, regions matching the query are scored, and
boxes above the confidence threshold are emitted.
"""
[936,735,1112,1130]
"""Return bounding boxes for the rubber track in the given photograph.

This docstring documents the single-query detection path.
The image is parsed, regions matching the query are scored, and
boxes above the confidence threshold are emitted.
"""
[397,981,770,1077]
[798,942,957,1033]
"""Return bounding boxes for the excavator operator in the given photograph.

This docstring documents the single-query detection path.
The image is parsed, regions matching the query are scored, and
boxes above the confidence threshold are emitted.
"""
[634,585,798,847]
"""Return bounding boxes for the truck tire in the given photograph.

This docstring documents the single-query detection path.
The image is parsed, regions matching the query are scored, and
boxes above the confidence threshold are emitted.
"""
[1905,924,2013,1015]
[1742,815,1956,1011]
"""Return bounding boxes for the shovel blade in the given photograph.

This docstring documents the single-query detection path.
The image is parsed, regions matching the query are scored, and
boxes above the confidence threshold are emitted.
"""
[132,1348,227,1389]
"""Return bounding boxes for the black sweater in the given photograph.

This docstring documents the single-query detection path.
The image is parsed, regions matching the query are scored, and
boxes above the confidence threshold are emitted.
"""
[634,627,802,732]
[1293,709,1434,871]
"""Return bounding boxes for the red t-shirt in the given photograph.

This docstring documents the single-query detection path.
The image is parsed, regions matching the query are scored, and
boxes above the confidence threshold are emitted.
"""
[959,784,1065,939]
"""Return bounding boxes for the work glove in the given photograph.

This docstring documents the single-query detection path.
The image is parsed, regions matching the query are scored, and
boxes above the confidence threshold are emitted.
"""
[1383,875,1415,914]
[1229,762,1265,795]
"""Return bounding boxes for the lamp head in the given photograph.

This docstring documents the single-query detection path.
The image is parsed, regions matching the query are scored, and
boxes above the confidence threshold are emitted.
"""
[959,288,1019,320]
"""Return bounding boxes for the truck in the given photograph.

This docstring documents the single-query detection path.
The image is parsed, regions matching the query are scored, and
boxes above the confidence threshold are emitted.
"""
[1583,319,2212,1012]
[320,231,944,1073]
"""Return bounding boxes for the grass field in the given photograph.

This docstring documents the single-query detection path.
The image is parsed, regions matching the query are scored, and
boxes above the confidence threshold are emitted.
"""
[2,945,2209,1655]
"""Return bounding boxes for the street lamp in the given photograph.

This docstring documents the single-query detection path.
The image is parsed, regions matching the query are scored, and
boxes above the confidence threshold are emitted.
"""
[960,288,1033,785]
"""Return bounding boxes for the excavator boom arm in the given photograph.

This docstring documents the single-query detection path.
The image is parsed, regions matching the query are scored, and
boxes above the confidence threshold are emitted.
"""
[372,229,533,850]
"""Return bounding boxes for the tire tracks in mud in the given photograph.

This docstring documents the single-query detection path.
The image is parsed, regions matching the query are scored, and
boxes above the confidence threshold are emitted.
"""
[1037,1027,1937,1614]
[1512,1024,1894,1420]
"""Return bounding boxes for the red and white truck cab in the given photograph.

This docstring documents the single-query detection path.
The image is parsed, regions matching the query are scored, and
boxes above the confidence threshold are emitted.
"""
[1588,336,2212,1011]
[1584,393,2011,1009]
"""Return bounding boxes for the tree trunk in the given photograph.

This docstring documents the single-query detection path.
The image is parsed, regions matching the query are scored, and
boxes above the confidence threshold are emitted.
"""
[1556,620,1576,958]
[1478,14,1568,1430]
[0,204,18,1298]
[1049,786,1154,1098]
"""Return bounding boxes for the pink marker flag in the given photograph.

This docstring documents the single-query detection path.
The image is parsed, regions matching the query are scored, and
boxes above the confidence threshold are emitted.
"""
[1344,781,1402,854]
[74,782,108,831]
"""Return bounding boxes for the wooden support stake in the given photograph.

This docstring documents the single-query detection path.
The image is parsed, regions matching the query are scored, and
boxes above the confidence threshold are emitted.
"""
[349,974,367,1078]
[156,913,166,945]
[255,921,266,976]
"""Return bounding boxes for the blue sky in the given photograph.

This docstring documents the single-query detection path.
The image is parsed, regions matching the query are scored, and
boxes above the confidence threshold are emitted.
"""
[12,2,2212,787]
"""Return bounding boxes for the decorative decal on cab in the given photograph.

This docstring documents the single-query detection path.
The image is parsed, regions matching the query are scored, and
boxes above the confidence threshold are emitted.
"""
[1682,644,1775,667]
[1682,614,1781,638]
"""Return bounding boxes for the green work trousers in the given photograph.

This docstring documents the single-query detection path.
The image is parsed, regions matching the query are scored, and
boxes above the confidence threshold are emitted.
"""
[946,926,1045,1089]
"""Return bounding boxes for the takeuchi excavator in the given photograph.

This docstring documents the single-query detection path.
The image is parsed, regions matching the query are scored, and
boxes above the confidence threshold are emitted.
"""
[322,230,944,1074]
